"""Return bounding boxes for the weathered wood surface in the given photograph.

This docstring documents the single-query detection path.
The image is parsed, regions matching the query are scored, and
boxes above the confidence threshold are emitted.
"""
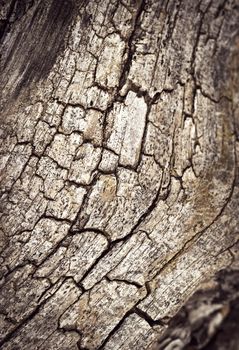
[152,267,239,350]
[0,0,238,349]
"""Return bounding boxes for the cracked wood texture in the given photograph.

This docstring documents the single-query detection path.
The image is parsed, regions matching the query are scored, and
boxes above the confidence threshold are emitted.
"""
[153,267,239,350]
[0,0,239,349]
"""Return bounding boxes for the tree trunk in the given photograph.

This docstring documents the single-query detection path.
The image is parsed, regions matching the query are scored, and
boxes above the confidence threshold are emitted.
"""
[0,0,238,349]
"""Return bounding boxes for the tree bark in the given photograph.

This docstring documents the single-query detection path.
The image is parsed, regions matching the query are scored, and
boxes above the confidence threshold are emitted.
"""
[0,0,238,349]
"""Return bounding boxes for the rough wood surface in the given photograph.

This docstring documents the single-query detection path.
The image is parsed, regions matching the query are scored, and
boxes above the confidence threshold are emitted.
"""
[0,0,238,349]
[152,267,239,350]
